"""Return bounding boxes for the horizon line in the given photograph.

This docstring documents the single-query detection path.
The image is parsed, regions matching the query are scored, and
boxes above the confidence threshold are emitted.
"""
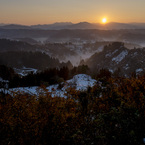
[1,21,145,26]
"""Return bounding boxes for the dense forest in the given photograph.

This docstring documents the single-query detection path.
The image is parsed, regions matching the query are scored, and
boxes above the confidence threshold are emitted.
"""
[0,51,73,70]
[0,64,89,88]
[0,38,145,145]
[0,64,145,144]
[0,72,145,145]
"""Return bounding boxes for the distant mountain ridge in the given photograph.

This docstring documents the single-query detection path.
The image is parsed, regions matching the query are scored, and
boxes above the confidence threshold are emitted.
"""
[31,22,73,30]
[0,24,31,29]
[1,22,145,30]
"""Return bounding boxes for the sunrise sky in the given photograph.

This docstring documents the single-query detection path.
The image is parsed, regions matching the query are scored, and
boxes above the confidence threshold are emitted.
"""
[0,0,145,25]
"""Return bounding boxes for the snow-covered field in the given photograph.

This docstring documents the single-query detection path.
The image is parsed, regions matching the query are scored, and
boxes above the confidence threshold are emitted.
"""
[7,74,97,97]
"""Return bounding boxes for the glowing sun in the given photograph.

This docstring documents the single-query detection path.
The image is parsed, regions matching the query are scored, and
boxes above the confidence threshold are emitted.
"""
[102,18,107,24]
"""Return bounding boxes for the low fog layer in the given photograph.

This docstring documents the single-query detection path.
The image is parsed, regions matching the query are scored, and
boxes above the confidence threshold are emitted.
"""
[0,27,145,77]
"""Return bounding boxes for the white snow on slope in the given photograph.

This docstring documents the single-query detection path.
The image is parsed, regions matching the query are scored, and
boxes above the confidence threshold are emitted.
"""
[67,74,97,91]
[14,67,38,77]
[112,50,128,64]
[8,74,97,98]
[10,86,38,95]
[106,49,118,57]
[136,68,143,74]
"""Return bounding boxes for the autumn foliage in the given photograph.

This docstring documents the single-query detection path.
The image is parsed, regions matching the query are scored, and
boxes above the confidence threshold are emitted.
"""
[0,74,145,145]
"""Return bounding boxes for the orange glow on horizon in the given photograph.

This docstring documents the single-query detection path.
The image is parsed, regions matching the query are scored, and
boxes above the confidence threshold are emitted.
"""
[102,18,107,24]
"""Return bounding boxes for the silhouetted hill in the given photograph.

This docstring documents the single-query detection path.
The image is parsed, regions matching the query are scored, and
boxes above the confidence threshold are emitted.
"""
[30,22,145,30]
[0,24,31,29]
[1,22,145,30]
[0,39,78,63]
[84,42,145,76]
[1,28,145,47]
[31,22,73,30]
[66,22,100,29]
[0,39,36,52]
[0,51,73,70]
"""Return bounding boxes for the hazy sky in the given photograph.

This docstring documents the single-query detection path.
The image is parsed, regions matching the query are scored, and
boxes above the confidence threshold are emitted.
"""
[0,0,145,25]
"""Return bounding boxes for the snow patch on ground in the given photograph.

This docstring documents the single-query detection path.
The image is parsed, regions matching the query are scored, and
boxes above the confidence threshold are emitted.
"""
[106,49,118,58]
[67,74,97,91]
[134,52,138,56]
[136,68,143,74]
[112,50,128,64]
[109,69,114,73]
[124,64,130,70]
[8,74,97,97]
[14,67,38,77]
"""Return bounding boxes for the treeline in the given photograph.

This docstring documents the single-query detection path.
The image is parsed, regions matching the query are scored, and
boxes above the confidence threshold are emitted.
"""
[0,51,73,70]
[10,67,70,88]
[0,74,145,145]
[0,64,90,88]
[0,38,36,51]
[10,65,90,88]
[0,64,142,88]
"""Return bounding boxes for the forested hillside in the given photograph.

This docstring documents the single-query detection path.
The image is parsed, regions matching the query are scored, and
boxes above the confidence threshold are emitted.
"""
[0,51,72,70]
[0,73,145,145]
[84,42,145,76]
